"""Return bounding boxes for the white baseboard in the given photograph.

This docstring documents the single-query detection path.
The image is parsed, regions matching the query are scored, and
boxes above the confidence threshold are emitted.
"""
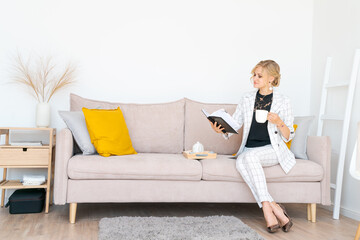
[320,204,360,221]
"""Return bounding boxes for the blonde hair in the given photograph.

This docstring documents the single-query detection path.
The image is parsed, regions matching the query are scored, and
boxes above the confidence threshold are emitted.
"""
[251,60,281,87]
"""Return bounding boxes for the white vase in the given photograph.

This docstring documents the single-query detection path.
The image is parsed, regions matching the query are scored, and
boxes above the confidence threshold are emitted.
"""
[36,102,50,128]
[192,141,204,153]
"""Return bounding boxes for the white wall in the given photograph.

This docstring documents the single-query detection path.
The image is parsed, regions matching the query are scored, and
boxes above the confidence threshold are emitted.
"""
[311,0,360,220]
[0,1,313,202]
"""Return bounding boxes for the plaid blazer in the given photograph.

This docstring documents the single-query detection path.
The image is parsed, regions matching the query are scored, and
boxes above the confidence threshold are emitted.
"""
[229,89,296,174]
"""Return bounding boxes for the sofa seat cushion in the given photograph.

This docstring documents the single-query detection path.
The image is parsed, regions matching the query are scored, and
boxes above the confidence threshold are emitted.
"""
[201,155,323,182]
[67,153,202,181]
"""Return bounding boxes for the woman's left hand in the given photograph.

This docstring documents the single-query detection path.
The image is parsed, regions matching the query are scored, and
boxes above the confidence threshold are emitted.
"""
[267,112,282,126]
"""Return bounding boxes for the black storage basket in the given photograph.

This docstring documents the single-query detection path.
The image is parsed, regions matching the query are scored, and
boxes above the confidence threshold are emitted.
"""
[5,188,45,214]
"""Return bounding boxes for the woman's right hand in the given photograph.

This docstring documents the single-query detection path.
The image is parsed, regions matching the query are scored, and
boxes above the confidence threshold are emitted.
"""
[209,120,225,133]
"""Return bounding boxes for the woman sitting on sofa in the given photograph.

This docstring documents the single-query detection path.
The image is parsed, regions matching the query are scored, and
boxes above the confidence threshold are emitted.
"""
[210,60,294,233]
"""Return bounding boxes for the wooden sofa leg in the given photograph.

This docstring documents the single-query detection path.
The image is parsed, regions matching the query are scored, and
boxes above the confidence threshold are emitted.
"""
[307,203,316,222]
[307,204,311,221]
[311,203,316,223]
[355,223,360,240]
[69,203,77,224]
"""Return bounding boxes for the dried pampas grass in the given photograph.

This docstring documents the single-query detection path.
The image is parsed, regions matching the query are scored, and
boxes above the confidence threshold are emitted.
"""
[11,53,76,103]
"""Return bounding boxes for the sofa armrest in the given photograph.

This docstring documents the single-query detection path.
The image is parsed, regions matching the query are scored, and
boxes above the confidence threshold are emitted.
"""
[306,136,331,205]
[54,128,74,205]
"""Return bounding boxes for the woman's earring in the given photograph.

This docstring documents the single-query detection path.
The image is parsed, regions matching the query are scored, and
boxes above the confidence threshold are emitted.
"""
[269,82,273,91]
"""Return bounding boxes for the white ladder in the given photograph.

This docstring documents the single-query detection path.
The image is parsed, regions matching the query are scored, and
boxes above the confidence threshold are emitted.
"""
[317,49,360,220]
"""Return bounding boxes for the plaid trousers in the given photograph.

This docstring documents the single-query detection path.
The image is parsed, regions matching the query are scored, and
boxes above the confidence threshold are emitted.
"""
[236,144,279,208]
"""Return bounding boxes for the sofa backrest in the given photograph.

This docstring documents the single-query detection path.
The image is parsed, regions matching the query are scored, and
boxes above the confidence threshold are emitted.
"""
[70,94,185,154]
[184,98,242,155]
[69,94,242,155]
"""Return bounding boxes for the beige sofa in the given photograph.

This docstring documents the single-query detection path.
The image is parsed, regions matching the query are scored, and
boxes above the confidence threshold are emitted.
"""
[54,94,331,223]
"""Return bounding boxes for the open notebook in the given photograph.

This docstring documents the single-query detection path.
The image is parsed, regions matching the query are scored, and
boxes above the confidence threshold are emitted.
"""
[202,108,240,134]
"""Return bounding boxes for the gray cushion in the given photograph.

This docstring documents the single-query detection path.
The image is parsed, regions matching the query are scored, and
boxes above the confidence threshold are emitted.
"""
[58,111,97,155]
[291,116,315,159]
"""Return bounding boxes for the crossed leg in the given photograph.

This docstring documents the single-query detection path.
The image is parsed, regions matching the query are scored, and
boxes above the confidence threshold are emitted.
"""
[236,145,289,228]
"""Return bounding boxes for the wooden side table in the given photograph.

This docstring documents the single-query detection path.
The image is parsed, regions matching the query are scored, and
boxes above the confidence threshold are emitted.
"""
[0,127,56,213]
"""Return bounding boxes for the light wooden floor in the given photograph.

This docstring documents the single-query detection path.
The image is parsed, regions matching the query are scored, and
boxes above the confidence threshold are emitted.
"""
[0,203,358,240]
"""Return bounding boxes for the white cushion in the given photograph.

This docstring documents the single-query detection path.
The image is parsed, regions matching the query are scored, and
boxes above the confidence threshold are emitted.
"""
[291,116,315,159]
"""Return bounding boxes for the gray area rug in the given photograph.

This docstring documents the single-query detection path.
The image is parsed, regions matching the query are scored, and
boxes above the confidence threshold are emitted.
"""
[98,215,265,240]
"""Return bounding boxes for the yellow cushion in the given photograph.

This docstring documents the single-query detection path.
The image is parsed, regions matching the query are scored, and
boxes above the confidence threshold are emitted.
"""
[82,107,137,157]
[285,124,298,149]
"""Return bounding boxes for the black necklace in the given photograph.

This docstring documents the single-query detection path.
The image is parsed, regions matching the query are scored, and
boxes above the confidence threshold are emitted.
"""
[254,91,273,111]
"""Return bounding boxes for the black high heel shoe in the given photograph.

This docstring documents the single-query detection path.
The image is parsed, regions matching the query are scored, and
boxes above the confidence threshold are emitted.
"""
[277,203,293,232]
[267,223,281,233]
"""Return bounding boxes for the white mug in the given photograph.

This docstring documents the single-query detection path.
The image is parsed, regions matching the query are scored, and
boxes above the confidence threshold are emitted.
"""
[255,110,268,123]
